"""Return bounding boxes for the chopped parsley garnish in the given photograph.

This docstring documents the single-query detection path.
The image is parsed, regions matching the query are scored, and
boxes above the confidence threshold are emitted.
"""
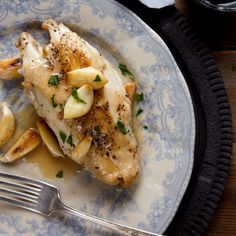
[48,74,60,86]
[67,135,74,147]
[71,88,86,104]
[94,74,102,82]
[94,126,100,132]
[118,63,135,80]
[135,92,144,102]
[56,170,63,178]
[143,125,148,129]
[116,120,128,135]
[93,126,100,135]
[51,94,58,108]
[136,108,143,117]
[59,131,67,143]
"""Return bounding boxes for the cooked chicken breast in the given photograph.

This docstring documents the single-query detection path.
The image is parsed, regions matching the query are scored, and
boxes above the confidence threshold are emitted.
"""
[17,20,139,187]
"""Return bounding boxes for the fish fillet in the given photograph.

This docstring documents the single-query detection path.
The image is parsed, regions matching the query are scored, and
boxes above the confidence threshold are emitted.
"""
[17,19,139,187]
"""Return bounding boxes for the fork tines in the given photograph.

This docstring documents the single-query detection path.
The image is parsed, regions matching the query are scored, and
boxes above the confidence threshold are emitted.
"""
[0,172,41,209]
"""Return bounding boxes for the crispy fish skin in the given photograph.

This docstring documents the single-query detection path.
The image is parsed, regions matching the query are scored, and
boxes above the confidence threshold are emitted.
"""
[17,19,139,187]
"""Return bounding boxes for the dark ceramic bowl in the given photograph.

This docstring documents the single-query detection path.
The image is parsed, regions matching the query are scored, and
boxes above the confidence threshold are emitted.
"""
[192,0,236,11]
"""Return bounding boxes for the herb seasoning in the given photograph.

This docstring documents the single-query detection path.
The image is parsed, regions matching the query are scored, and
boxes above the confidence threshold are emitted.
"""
[71,88,86,104]
[93,74,102,82]
[119,63,135,80]
[48,74,60,86]
[116,120,128,134]
[56,170,63,178]
[59,130,67,143]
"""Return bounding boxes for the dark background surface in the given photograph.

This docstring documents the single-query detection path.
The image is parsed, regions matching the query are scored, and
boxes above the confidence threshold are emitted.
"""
[176,1,236,235]
[176,0,236,50]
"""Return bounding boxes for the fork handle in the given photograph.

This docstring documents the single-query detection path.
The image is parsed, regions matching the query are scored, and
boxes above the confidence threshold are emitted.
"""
[57,200,162,236]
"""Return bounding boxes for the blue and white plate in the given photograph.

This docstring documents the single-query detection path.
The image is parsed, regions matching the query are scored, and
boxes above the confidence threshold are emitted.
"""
[0,0,195,235]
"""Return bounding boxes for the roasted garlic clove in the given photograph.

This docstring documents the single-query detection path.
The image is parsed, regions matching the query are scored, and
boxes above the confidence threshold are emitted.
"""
[0,102,15,147]
[66,67,108,90]
[64,84,94,119]
[0,58,22,80]
[0,128,42,163]
[124,82,136,103]
[71,136,92,163]
[36,119,64,157]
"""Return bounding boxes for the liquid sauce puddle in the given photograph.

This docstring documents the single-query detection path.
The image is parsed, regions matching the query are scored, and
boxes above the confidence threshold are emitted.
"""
[25,144,80,180]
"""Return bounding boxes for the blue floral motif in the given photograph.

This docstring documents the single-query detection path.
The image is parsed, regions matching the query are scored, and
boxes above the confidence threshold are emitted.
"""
[137,197,173,233]
[137,36,193,190]
[0,212,29,234]
[89,187,139,222]
[0,212,90,236]
[89,188,117,217]
[108,190,140,220]
[140,154,155,177]
[5,0,29,16]
[137,221,151,233]
[0,0,8,22]
[28,0,63,14]
[113,9,143,38]
[139,197,173,232]
[147,197,173,230]
[82,0,109,19]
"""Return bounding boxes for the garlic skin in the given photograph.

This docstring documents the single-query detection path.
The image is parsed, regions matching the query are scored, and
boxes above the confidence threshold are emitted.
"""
[64,84,94,119]
[66,67,108,90]
[0,102,15,147]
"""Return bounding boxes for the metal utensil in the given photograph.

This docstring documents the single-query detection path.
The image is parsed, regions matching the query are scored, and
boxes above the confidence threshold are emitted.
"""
[192,0,236,11]
[0,172,163,236]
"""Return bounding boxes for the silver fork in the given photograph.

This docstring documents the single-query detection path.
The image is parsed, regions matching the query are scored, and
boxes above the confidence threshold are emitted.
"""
[0,172,163,236]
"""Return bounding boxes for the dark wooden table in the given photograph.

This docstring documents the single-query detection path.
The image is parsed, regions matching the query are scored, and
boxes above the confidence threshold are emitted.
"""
[176,1,236,235]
